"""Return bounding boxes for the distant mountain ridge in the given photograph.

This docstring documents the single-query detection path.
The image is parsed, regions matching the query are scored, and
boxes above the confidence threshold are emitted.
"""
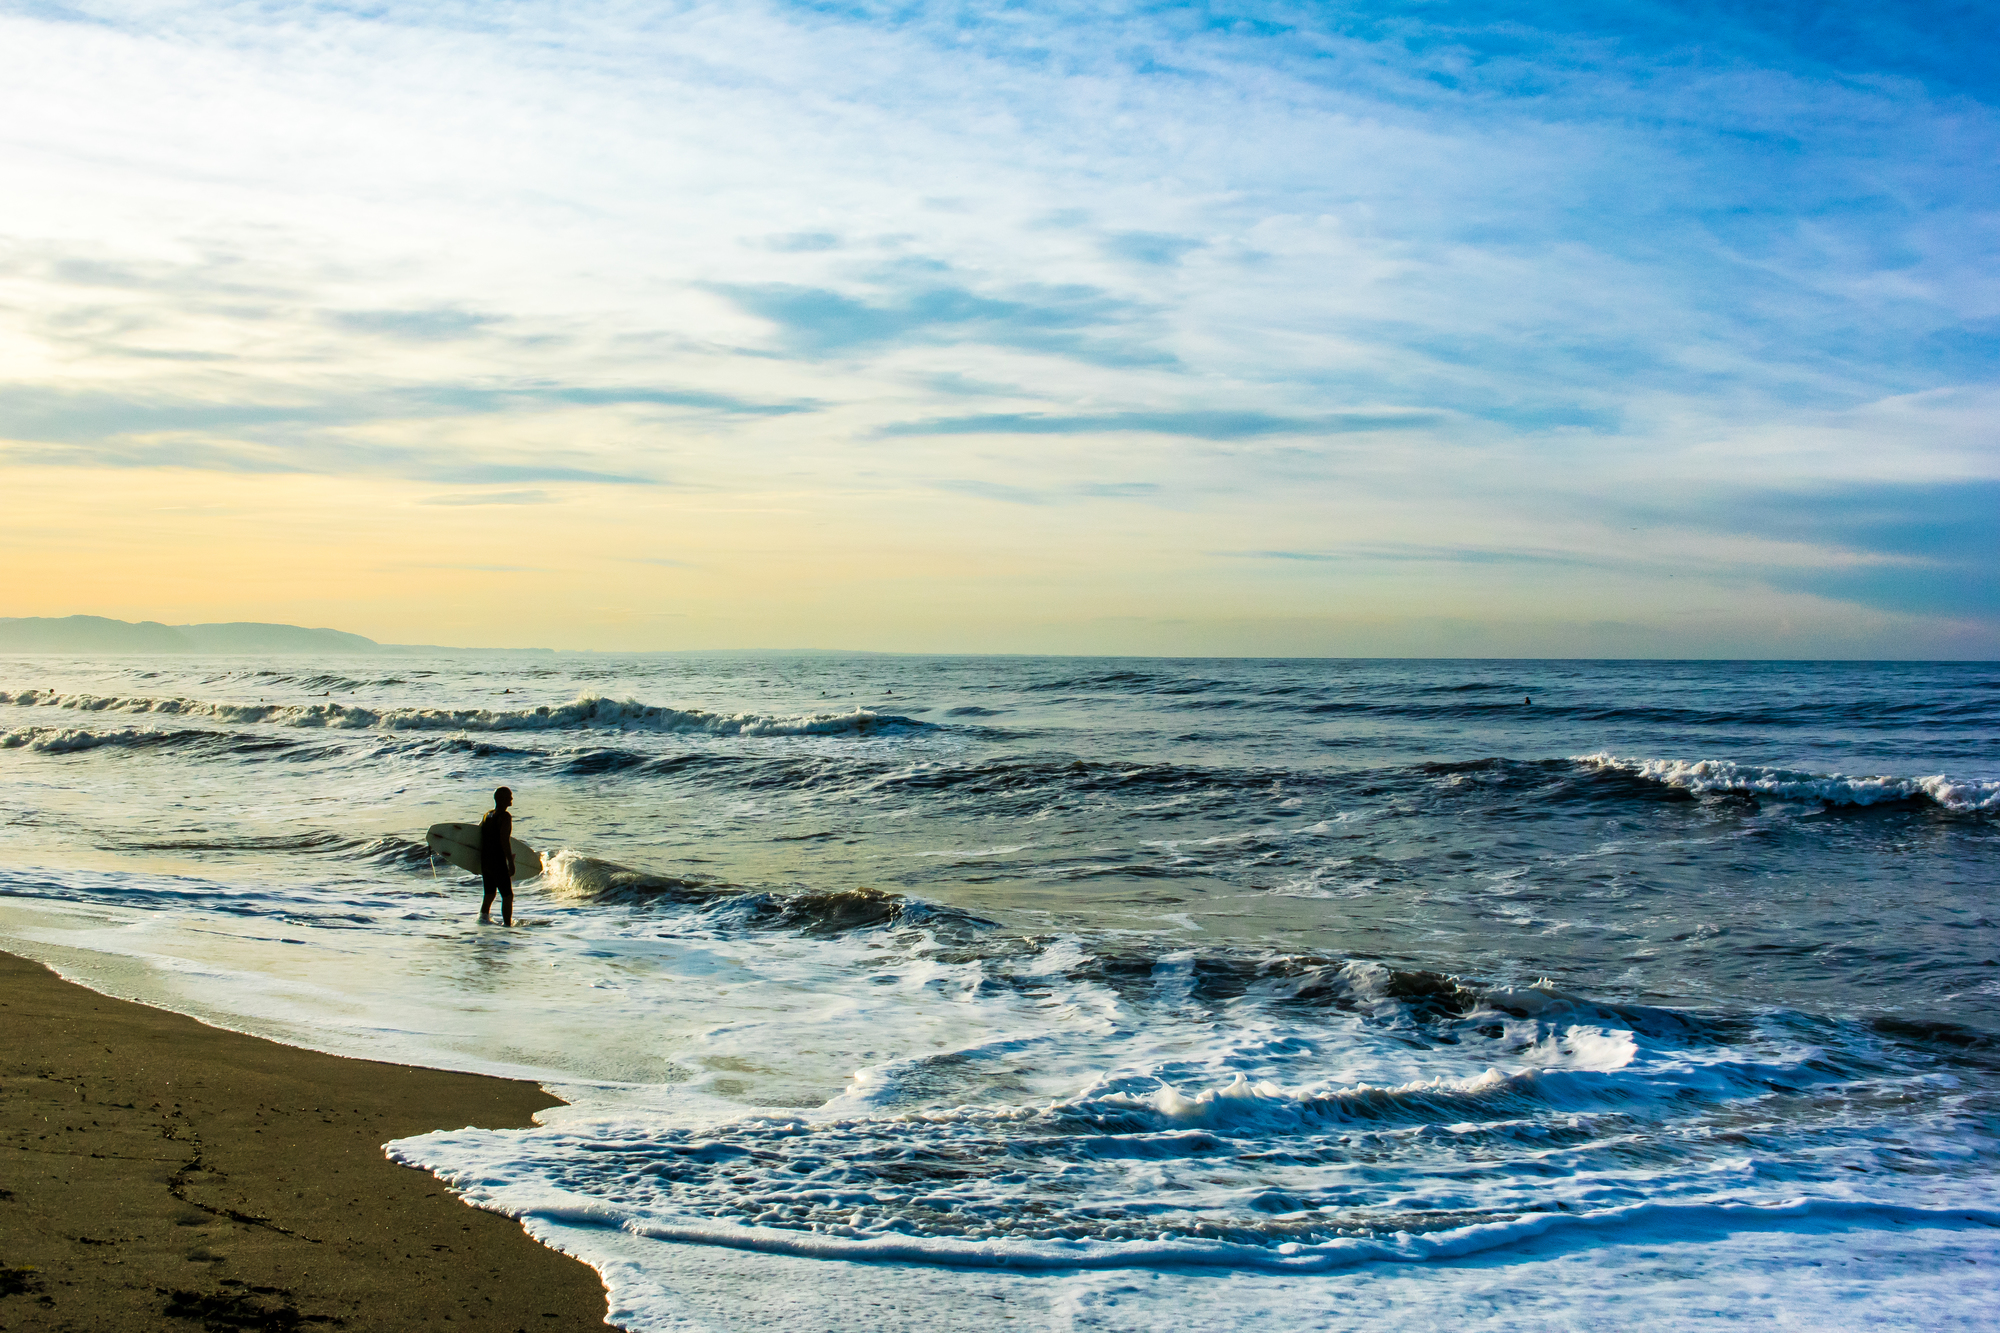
[0,615,466,654]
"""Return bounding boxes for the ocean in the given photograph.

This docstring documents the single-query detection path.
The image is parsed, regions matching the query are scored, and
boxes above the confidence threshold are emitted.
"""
[3,654,1997,1329]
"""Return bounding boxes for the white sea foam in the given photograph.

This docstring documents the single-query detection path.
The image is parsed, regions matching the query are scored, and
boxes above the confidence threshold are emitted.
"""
[1577,752,2000,812]
[368,987,1936,1298]
[516,1204,2000,1332]
[376,1124,2000,1279]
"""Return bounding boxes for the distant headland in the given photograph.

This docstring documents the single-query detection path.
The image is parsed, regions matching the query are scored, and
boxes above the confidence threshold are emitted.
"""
[0,615,543,655]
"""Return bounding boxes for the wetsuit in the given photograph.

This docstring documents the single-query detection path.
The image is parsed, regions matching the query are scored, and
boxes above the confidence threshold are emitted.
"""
[479,806,514,924]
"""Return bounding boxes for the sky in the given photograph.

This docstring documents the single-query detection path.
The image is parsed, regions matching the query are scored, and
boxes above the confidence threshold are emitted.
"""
[1,0,1994,656]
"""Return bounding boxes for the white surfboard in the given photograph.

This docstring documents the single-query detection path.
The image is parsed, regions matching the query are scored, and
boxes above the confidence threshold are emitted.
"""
[426,822,543,880]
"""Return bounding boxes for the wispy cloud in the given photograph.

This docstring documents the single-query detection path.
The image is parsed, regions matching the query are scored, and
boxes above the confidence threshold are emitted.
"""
[932,478,1167,504]
[1216,550,1340,563]
[933,478,1045,506]
[0,378,798,483]
[713,280,1171,367]
[0,387,329,444]
[425,463,656,486]
[497,386,812,416]
[1213,545,1603,569]
[0,0,1992,651]
[1103,232,1200,267]
[324,308,500,341]
[0,437,311,474]
[882,410,1443,440]
[757,232,842,253]
[1612,479,2000,617]
[408,563,547,573]
[419,490,557,506]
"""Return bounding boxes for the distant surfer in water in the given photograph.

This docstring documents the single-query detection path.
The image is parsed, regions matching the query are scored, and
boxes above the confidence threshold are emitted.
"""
[479,786,516,927]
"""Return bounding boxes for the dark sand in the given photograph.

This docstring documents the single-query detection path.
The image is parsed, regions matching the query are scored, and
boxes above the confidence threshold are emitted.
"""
[0,951,612,1331]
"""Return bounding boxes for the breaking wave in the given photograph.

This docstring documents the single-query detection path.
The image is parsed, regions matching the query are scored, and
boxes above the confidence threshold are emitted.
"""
[1,689,932,738]
[1579,752,2000,813]
[540,848,720,904]
[0,722,535,765]
[0,724,306,757]
[540,849,992,936]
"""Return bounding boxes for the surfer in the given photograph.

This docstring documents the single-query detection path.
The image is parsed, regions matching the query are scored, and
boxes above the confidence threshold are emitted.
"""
[479,786,516,927]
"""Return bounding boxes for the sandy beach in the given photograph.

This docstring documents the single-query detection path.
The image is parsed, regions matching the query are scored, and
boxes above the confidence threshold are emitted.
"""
[0,950,609,1332]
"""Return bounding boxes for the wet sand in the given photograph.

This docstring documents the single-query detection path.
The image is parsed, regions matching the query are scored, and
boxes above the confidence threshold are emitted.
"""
[0,950,611,1332]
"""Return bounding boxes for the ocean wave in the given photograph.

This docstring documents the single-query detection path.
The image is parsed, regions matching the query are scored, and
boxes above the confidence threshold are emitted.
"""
[0,724,304,757]
[2,688,932,739]
[863,755,1308,800]
[111,830,436,870]
[202,669,412,690]
[1577,753,2000,813]
[700,887,993,938]
[1206,956,1727,1038]
[287,672,401,692]
[1022,669,1160,692]
[540,849,993,937]
[0,721,534,766]
[543,749,1299,803]
[556,746,655,775]
[1050,1044,1674,1139]
[540,849,720,904]
[364,735,541,761]
[995,672,1994,727]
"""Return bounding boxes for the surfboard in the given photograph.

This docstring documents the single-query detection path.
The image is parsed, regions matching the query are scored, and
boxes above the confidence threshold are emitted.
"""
[426,822,543,881]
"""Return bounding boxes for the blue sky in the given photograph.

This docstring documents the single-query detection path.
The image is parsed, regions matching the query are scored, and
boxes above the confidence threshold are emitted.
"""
[0,1,1993,653]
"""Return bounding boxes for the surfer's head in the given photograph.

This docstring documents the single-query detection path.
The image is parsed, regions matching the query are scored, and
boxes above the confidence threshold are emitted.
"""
[494,786,513,809]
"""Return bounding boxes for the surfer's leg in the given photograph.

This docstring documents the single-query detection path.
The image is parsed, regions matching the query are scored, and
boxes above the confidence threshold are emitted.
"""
[481,868,503,922]
[499,882,514,928]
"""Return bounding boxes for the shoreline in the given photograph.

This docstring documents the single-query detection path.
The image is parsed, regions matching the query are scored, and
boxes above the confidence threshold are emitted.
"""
[0,949,612,1331]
